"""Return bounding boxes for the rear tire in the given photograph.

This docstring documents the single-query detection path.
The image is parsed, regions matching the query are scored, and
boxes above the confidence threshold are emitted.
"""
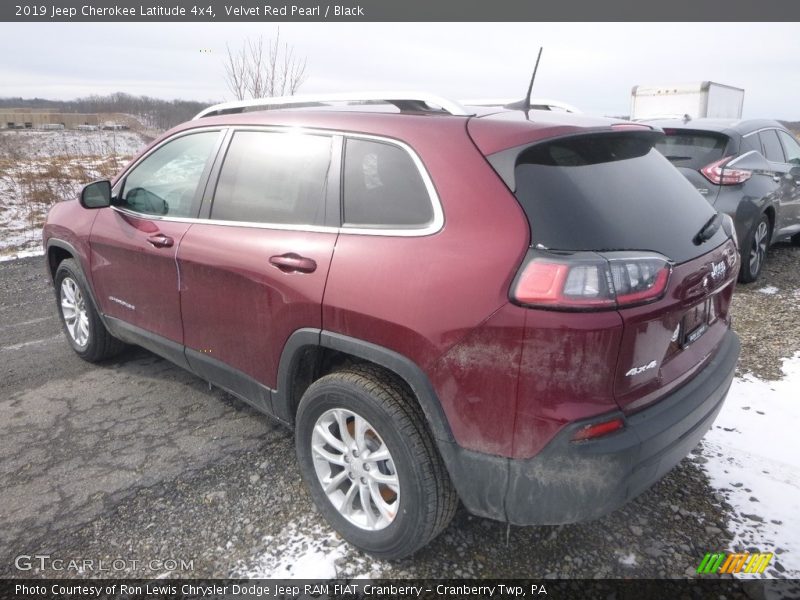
[54,259,125,362]
[738,214,770,283]
[295,365,457,559]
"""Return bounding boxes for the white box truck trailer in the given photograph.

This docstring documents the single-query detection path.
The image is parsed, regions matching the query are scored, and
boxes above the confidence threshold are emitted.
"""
[630,82,744,121]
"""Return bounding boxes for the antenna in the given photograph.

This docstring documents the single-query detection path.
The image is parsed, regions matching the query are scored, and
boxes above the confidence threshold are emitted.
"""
[524,47,544,110]
[505,47,544,112]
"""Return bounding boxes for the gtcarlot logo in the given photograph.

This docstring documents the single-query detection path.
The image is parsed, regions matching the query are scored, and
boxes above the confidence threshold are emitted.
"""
[14,554,194,572]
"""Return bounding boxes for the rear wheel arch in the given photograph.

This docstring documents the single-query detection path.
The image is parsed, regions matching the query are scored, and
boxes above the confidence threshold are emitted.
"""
[274,329,455,445]
[738,212,772,283]
[763,205,776,240]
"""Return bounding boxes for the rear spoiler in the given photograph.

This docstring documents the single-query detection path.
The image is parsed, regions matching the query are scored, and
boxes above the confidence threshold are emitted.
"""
[486,127,661,193]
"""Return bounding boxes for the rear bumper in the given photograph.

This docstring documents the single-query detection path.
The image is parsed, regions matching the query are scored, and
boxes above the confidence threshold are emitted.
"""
[439,328,740,524]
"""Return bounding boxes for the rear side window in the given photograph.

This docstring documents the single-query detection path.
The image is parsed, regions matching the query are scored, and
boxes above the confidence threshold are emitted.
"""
[510,133,727,264]
[653,130,729,169]
[212,131,332,225]
[343,138,433,228]
[759,129,786,163]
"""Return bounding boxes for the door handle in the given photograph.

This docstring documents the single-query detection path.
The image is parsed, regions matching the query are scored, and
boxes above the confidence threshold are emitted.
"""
[269,253,317,273]
[147,234,174,248]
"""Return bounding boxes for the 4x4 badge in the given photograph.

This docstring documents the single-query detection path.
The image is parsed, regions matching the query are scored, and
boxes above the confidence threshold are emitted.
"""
[625,360,657,377]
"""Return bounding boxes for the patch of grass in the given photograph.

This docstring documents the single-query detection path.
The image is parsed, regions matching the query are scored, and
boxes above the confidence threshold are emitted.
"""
[1,146,132,253]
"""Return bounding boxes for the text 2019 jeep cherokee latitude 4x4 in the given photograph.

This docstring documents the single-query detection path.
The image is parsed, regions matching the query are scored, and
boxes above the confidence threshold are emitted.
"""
[43,93,741,559]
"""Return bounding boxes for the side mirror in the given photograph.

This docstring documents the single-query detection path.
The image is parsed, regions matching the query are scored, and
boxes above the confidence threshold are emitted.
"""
[80,180,112,209]
[726,150,769,172]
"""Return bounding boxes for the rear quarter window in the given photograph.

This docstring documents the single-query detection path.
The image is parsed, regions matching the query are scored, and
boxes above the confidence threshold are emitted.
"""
[343,138,433,229]
[740,133,763,155]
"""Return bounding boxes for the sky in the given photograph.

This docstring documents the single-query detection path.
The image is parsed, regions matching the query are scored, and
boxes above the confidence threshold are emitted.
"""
[1,22,798,119]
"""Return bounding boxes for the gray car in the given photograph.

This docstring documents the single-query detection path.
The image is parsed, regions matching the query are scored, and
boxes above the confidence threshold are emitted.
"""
[648,118,800,282]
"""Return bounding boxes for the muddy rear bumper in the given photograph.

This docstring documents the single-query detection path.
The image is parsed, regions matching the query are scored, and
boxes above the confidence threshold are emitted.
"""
[439,328,740,524]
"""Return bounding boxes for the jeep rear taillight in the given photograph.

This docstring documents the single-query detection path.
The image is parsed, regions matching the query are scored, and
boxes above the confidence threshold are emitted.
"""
[700,155,752,185]
[512,251,672,311]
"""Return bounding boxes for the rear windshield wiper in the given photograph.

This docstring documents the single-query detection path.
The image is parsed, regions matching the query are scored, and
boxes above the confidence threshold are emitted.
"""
[664,155,693,162]
[694,213,722,245]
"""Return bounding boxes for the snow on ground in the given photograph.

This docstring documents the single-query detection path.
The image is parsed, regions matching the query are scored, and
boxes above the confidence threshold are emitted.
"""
[236,359,800,581]
[701,352,800,577]
[0,247,44,262]
[0,130,145,258]
[0,164,79,257]
[236,516,385,579]
[757,286,780,295]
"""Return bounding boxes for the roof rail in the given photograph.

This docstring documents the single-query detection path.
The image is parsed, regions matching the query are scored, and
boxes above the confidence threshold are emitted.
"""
[461,97,582,114]
[193,91,475,119]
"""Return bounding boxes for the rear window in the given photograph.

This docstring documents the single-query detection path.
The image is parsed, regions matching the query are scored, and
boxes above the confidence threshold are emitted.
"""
[654,130,729,169]
[510,133,728,264]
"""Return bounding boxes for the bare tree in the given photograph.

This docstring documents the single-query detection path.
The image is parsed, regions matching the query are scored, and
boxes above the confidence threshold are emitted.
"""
[224,43,248,101]
[224,29,308,101]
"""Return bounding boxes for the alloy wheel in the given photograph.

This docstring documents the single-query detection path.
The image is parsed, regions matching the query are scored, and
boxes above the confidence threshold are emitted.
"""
[750,220,769,277]
[311,408,400,531]
[60,277,89,348]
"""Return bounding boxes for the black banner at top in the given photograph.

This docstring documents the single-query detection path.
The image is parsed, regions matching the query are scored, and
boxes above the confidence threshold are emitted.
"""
[2,0,800,22]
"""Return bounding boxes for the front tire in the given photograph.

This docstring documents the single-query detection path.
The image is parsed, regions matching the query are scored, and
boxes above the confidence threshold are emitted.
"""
[738,214,770,283]
[54,259,125,362]
[295,366,457,559]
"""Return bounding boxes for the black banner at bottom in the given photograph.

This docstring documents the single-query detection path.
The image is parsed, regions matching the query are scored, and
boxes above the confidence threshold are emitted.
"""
[3,579,800,600]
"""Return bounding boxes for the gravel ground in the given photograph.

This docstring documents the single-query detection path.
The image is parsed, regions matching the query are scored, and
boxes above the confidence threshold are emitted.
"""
[730,243,800,380]
[5,448,756,580]
[1,243,799,582]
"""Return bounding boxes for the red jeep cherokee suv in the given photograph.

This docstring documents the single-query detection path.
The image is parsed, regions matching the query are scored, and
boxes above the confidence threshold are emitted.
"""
[43,93,741,559]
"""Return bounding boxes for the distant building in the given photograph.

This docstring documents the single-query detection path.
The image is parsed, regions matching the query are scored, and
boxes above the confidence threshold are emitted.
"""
[0,108,100,130]
[101,121,129,130]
